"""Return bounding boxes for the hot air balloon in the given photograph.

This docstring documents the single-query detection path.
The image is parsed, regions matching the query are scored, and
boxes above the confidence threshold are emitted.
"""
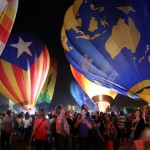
[0,0,18,55]
[0,33,50,110]
[70,65,117,99]
[70,79,97,111]
[70,65,116,112]
[61,1,150,103]
[36,57,57,110]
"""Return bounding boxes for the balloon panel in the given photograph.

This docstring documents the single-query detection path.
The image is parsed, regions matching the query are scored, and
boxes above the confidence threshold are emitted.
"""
[70,65,117,99]
[0,0,18,55]
[0,33,50,110]
[70,79,96,110]
[36,57,57,104]
[62,1,150,103]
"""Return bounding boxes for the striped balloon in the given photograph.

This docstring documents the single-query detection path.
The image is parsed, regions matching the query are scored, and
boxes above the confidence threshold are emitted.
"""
[36,57,57,105]
[0,33,50,110]
[0,0,18,55]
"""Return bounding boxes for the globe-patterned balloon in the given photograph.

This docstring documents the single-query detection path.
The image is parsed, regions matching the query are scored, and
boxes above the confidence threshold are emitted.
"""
[61,0,150,103]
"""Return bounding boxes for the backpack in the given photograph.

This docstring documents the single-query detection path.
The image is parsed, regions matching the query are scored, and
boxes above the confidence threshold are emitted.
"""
[2,116,13,134]
[5,122,13,134]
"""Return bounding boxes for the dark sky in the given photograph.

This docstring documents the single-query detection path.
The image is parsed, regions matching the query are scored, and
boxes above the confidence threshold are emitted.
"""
[12,0,77,108]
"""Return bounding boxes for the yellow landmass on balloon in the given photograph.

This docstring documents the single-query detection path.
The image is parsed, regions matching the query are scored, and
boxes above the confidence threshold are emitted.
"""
[128,80,150,103]
[90,4,104,13]
[105,17,140,59]
[116,6,136,14]
[88,17,98,32]
[73,0,84,16]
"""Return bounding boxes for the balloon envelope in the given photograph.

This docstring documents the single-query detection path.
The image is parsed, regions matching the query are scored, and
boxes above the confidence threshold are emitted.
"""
[61,1,150,103]
[0,0,18,55]
[70,79,96,110]
[70,65,117,99]
[36,57,57,105]
[0,33,50,110]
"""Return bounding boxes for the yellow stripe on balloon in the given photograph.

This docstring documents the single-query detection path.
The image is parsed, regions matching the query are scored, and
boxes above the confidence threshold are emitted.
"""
[128,80,150,103]
[137,89,150,103]
[0,80,18,104]
[1,60,24,101]
[5,0,18,21]
[48,65,57,101]
[23,69,31,106]
[33,52,44,103]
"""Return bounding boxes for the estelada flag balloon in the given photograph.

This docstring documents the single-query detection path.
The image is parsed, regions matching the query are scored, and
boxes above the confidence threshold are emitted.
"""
[0,33,50,110]
[0,0,18,56]
[61,0,150,103]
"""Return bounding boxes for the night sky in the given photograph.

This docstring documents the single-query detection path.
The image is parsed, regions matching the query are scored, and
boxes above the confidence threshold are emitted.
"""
[12,0,77,108]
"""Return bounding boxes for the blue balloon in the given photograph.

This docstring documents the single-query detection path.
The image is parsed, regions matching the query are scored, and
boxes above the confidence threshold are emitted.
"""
[62,0,150,103]
[70,79,96,110]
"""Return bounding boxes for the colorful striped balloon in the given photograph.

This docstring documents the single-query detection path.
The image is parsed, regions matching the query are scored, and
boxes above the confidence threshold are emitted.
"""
[36,57,57,105]
[0,0,18,55]
[0,33,50,110]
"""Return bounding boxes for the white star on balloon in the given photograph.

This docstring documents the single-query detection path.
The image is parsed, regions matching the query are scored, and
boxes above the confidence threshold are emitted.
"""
[10,37,32,58]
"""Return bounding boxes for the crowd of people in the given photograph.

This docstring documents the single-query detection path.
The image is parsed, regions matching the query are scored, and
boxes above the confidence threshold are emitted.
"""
[0,104,150,150]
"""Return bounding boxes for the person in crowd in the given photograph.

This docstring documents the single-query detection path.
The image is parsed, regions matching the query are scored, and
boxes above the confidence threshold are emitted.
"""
[74,104,92,150]
[1,110,13,150]
[29,108,50,150]
[23,111,32,144]
[130,109,145,140]
[103,114,116,150]
[142,109,150,127]
[130,109,146,150]
[16,112,24,142]
[11,112,18,135]
[91,110,105,150]
[65,110,74,150]
[55,104,69,150]
[117,110,127,146]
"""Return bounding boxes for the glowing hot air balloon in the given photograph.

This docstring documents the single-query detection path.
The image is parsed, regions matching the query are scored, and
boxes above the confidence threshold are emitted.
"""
[70,65,116,112]
[0,0,18,55]
[70,79,97,110]
[0,33,50,110]
[36,57,57,110]
[61,1,150,103]
[70,65,117,99]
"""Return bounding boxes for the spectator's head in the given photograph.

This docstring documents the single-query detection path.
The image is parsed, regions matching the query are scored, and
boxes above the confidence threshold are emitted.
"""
[25,112,30,119]
[55,104,66,115]
[120,110,124,115]
[38,108,45,118]
[6,110,11,116]
[81,104,89,110]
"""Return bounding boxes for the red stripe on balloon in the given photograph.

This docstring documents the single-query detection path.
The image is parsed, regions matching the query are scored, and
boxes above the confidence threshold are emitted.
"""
[30,55,38,104]
[0,61,22,104]
[71,65,84,89]
[12,64,28,105]
[0,25,10,43]
[36,48,49,99]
